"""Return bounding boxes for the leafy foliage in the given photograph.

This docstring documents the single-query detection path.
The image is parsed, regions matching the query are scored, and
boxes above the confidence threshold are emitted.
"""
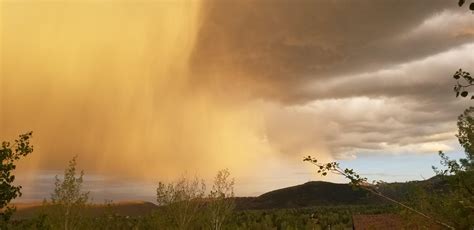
[43,156,90,230]
[458,0,474,11]
[154,170,237,230]
[455,107,474,168]
[0,131,33,222]
[303,157,367,187]
[428,107,474,228]
[155,175,206,229]
[207,169,235,230]
[453,69,474,99]
[303,156,456,229]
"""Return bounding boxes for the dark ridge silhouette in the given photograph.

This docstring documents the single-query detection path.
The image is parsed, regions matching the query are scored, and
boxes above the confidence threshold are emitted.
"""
[234,181,386,210]
[233,178,448,210]
[12,178,444,218]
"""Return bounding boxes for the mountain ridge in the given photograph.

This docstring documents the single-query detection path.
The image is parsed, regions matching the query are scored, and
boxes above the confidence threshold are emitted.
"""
[12,178,436,219]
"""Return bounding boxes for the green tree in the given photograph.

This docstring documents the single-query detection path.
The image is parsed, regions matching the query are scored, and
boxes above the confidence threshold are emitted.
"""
[418,69,474,228]
[303,156,455,229]
[207,169,235,230]
[0,131,33,221]
[156,175,206,229]
[430,107,474,228]
[45,156,90,230]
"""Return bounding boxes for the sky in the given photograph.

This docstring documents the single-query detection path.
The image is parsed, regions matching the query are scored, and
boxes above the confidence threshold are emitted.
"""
[1,0,473,202]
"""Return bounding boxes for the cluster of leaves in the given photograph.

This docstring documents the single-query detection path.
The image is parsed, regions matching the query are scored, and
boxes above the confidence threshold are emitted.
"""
[303,156,367,187]
[458,0,474,11]
[455,107,474,168]
[453,69,473,99]
[0,131,33,222]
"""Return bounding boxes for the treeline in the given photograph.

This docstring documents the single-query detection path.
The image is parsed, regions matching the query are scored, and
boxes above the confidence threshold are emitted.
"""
[1,147,237,229]
[9,203,396,230]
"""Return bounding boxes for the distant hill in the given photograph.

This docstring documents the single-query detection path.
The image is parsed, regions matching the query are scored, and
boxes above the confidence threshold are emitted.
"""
[234,181,386,210]
[12,178,440,218]
[11,201,157,220]
[233,177,445,210]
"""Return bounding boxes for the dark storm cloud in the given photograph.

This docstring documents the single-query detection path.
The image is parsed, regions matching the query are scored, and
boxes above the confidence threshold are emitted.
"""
[304,44,473,99]
[258,43,472,158]
[189,0,473,159]
[191,0,471,103]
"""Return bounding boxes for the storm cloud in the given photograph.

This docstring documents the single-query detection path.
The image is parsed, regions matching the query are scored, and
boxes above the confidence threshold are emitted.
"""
[191,0,472,102]
[190,0,474,159]
[1,0,473,199]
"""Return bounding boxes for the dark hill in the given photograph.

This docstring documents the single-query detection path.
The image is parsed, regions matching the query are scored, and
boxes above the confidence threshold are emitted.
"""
[259,181,382,206]
[234,181,388,210]
[234,177,444,210]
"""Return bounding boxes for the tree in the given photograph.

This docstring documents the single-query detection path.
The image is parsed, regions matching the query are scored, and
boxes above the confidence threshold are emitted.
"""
[46,156,90,230]
[431,107,474,228]
[303,157,455,229]
[425,65,474,227]
[207,169,235,230]
[435,107,474,176]
[0,131,33,221]
[156,175,206,229]
[455,107,474,168]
